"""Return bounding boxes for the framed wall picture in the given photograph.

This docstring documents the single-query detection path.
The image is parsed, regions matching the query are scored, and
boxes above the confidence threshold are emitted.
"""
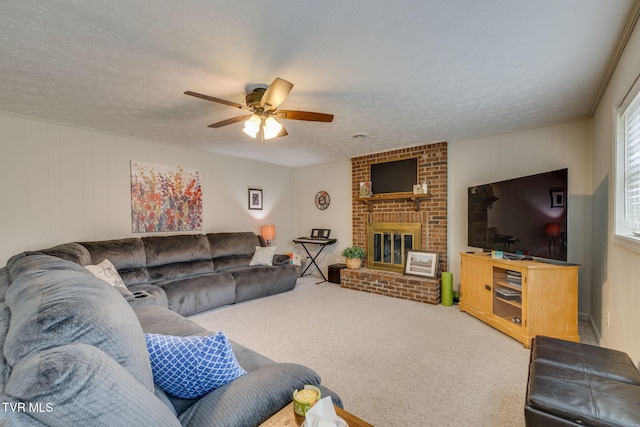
[130,161,203,232]
[248,188,263,210]
[404,250,438,278]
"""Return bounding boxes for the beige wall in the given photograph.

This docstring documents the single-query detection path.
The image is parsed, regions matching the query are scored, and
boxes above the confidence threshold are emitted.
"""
[0,111,298,266]
[592,15,640,363]
[448,119,592,314]
[293,159,352,279]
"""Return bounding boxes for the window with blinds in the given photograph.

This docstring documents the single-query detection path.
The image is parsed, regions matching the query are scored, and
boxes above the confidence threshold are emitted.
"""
[623,97,640,229]
[616,79,640,243]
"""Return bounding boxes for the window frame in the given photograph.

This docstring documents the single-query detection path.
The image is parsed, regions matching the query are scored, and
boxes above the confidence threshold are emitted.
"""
[614,74,640,252]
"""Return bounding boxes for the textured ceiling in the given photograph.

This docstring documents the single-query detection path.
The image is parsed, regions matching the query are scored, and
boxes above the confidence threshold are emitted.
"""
[0,1,635,167]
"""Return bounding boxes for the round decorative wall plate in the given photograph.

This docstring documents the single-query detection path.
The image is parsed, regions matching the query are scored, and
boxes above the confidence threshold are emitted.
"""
[315,191,330,210]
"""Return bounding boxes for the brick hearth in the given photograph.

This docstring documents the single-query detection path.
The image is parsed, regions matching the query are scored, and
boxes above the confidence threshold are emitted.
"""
[340,268,441,304]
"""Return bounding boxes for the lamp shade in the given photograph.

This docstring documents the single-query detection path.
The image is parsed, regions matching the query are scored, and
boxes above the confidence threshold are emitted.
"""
[261,224,276,241]
[243,115,261,138]
[263,117,283,140]
[545,223,561,237]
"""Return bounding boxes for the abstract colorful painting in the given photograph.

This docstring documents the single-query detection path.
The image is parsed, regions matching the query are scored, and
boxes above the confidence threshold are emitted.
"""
[131,161,203,232]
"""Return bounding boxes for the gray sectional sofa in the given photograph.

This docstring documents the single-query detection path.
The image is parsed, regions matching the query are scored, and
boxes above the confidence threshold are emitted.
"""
[40,232,298,316]
[0,232,341,426]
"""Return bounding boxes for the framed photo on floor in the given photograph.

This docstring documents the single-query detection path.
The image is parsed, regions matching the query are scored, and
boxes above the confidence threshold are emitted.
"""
[404,250,438,278]
[248,188,263,210]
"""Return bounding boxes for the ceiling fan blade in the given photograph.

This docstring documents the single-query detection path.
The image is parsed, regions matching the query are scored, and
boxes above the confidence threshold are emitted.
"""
[275,110,334,122]
[277,126,288,138]
[207,115,251,128]
[260,78,293,111]
[185,91,252,111]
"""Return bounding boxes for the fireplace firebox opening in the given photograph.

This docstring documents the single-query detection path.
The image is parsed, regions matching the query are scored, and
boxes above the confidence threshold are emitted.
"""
[366,222,422,273]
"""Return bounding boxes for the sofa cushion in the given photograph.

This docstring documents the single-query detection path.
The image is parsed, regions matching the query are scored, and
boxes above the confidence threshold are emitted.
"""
[143,234,211,266]
[207,232,260,258]
[230,265,297,303]
[145,332,246,399]
[250,246,276,266]
[208,232,262,272]
[156,273,235,316]
[4,343,181,427]
[4,254,155,393]
[81,238,149,286]
[148,259,215,283]
[144,235,214,282]
[212,255,254,272]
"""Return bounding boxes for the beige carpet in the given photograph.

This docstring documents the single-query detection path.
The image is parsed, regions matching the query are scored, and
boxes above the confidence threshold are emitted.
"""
[192,277,533,426]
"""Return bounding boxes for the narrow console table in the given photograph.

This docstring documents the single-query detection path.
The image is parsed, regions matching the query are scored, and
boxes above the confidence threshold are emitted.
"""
[459,252,579,348]
[293,237,337,284]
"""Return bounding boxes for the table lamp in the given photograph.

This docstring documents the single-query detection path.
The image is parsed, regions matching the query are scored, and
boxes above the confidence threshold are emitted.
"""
[261,224,276,246]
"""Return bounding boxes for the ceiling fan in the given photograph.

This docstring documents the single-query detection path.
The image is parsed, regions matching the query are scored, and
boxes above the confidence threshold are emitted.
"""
[185,77,334,140]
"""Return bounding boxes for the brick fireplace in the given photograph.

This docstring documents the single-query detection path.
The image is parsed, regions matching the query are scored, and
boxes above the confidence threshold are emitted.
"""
[340,142,448,304]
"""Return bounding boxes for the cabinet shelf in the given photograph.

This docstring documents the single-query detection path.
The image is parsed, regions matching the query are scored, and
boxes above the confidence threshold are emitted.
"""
[357,193,431,212]
[494,279,522,291]
[495,296,522,308]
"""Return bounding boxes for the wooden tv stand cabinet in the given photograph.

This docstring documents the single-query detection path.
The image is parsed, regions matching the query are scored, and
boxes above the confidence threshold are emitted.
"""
[459,252,579,348]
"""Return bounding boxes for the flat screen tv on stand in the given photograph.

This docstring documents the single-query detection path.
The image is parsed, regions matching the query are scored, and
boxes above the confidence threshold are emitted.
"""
[467,168,568,262]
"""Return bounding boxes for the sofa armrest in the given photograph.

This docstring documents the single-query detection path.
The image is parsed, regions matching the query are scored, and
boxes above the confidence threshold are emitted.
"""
[273,254,292,266]
[128,284,169,309]
[177,363,325,425]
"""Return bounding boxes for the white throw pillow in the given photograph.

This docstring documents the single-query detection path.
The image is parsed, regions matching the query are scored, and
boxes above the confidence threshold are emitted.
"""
[85,259,126,288]
[249,246,276,266]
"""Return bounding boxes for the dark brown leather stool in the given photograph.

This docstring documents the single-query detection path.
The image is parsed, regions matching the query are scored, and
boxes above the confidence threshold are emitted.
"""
[525,336,640,426]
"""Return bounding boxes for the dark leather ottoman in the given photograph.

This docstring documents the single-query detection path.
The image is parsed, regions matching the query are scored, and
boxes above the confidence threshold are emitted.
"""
[525,336,640,426]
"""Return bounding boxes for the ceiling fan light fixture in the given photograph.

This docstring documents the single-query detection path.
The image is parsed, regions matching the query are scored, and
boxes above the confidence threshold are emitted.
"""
[242,114,261,138]
[263,116,283,140]
[185,77,333,140]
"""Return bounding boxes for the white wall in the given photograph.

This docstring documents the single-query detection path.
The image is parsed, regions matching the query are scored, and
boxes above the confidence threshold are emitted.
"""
[0,111,297,266]
[448,119,592,314]
[592,17,640,362]
[294,159,352,279]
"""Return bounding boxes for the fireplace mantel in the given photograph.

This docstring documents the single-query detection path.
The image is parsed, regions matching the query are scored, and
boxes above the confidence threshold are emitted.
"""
[357,193,431,212]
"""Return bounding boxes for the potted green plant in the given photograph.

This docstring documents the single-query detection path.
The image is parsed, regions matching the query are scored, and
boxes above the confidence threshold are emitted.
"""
[341,246,365,270]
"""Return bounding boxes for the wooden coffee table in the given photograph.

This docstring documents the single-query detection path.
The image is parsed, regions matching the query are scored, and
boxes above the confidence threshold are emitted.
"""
[259,402,373,427]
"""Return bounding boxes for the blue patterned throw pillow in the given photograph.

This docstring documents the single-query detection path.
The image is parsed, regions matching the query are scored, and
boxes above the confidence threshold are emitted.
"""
[144,332,246,399]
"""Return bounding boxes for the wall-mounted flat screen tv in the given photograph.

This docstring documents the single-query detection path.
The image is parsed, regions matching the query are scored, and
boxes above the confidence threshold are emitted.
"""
[370,157,418,194]
[467,168,568,261]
